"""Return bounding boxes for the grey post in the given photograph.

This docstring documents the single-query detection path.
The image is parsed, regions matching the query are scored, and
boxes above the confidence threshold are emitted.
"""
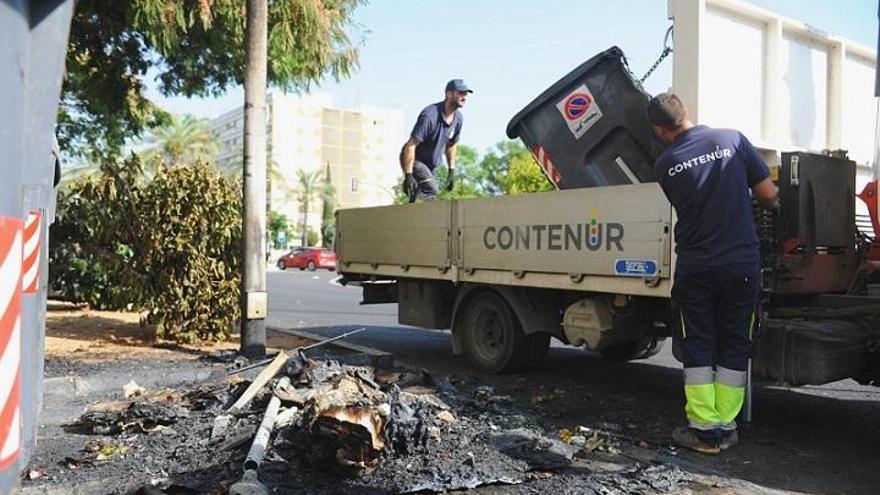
[0,0,74,489]
[241,0,269,358]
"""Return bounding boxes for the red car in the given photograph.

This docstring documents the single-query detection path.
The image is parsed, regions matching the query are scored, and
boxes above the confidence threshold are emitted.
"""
[277,247,337,271]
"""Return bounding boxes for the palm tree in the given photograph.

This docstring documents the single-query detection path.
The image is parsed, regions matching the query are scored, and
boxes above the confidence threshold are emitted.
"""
[295,168,324,246]
[222,146,285,183]
[140,114,219,169]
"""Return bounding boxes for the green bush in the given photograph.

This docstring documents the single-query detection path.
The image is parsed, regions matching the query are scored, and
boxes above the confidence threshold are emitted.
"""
[50,157,242,343]
[307,229,320,247]
[50,164,145,310]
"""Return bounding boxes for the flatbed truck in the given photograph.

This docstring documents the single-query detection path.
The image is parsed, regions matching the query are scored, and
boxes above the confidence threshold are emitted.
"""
[337,0,880,388]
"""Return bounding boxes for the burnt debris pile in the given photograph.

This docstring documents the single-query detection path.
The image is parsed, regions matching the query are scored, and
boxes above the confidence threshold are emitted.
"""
[58,354,693,494]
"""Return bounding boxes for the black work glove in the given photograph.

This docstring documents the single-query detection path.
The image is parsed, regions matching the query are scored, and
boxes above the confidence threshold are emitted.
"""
[403,173,418,203]
[446,168,456,191]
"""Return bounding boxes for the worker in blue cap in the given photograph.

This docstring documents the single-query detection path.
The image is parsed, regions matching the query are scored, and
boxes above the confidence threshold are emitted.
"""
[400,79,473,202]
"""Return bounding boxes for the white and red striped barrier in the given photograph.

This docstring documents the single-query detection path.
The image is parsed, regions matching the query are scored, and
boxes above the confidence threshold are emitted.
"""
[0,216,22,471]
[533,145,562,187]
[22,210,41,294]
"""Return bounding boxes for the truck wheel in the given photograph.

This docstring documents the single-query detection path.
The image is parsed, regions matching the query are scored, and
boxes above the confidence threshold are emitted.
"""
[460,292,528,373]
[599,337,666,361]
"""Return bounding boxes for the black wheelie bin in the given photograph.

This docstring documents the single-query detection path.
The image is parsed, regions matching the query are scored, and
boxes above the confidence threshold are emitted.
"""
[506,47,664,189]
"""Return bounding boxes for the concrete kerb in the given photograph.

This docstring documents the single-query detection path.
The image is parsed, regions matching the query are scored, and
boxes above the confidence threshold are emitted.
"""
[42,367,218,398]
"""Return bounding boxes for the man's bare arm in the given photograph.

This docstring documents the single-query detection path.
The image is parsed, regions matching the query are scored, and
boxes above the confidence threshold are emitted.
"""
[400,137,419,174]
[752,177,779,210]
[445,143,457,171]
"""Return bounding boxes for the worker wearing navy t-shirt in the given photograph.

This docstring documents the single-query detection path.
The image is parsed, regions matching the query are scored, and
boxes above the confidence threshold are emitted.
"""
[400,79,472,202]
[647,93,778,455]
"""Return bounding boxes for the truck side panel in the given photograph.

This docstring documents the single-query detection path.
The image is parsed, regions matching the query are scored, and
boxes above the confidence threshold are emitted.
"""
[338,184,673,298]
[458,184,671,278]
[337,201,453,273]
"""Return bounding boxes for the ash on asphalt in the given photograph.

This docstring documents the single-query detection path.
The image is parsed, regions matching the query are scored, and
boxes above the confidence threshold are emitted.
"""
[24,348,695,495]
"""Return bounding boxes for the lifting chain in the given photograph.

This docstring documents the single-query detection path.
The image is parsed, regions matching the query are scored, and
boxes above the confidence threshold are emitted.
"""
[638,26,674,85]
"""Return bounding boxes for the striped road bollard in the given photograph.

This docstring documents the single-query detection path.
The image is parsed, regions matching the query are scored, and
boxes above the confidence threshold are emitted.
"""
[0,215,23,477]
[22,211,40,295]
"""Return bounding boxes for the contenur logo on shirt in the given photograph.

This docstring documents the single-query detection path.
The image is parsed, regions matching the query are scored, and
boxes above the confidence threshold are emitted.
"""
[667,146,733,177]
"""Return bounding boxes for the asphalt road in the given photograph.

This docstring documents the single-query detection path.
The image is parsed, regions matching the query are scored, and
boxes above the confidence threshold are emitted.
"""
[267,268,880,495]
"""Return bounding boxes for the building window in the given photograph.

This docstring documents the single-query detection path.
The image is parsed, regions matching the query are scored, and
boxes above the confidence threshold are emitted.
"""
[323,109,341,126]
[344,113,362,129]
[344,130,362,147]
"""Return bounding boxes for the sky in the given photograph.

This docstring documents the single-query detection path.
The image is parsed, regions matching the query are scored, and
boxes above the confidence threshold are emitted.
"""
[145,0,879,157]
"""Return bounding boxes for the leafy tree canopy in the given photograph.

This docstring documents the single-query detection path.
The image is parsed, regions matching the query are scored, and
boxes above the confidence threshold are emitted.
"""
[60,0,366,159]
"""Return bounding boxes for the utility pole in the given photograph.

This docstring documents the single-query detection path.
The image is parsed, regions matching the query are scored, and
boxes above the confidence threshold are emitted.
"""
[241,0,268,358]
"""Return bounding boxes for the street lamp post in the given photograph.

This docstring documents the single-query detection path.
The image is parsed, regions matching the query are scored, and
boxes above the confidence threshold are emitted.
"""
[241,0,268,358]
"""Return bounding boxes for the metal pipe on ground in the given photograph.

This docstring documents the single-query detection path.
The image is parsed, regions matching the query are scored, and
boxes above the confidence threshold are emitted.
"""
[244,382,283,470]
[229,377,285,495]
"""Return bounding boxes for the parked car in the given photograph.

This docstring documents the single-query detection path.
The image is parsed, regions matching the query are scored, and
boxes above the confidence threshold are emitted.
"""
[277,247,337,271]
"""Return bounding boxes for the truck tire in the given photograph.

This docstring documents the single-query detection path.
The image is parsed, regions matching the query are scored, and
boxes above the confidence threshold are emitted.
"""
[599,337,666,361]
[460,292,528,373]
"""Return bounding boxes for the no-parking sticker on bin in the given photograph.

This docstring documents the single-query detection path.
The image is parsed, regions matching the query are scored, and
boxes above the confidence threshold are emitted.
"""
[557,85,603,140]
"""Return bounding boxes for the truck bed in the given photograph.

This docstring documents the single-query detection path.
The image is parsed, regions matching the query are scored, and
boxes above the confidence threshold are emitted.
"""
[337,184,674,297]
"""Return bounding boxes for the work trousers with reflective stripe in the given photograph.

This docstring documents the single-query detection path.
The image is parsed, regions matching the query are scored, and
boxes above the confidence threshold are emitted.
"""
[672,266,759,438]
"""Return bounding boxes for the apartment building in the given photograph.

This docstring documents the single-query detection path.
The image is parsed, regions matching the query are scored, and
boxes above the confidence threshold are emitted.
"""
[210,92,405,244]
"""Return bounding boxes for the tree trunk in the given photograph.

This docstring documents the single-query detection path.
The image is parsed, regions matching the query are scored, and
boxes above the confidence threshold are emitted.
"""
[240,0,268,358]
[301,195,309,246]
[321,162,333,246]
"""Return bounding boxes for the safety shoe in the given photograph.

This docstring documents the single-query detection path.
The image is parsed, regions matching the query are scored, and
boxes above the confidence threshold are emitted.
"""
[719,430,739,450]
[672,427,721,455]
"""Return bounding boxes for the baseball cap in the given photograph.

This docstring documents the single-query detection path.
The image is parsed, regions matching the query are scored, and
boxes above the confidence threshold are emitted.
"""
[445,79,473,93]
